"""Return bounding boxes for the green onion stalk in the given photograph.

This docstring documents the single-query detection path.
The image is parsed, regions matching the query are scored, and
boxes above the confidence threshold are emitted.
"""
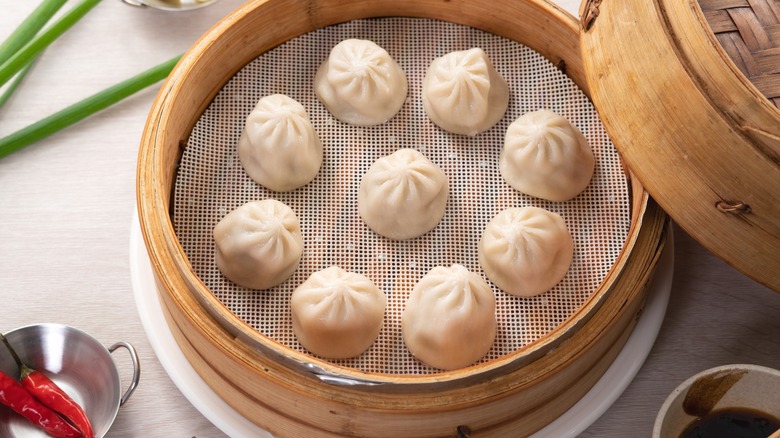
[0,0,102,88]
[0,60,38,110]
[0,55,182,159]
[0,0,67,65]
[0,0,69,110]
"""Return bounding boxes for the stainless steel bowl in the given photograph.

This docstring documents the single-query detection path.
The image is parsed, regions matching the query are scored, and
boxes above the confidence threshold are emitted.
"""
[120,0,220,11]
[0,324,139,438]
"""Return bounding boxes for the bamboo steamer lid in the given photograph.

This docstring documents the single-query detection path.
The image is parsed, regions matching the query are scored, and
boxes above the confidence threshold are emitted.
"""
[579,0,780,291]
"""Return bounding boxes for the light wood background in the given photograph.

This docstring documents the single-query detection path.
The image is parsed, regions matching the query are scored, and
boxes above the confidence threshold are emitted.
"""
[2,1,778,436]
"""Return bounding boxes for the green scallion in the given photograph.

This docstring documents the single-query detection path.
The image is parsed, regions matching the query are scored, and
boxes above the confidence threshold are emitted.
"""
[0,0,67,65]
[0,55,182,159]
[0,0,102,88]
[0,60,37,110]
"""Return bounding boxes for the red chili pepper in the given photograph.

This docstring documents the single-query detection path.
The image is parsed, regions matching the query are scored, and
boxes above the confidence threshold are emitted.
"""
[20,364,94,438]
[1,333,93,438]
[0,370,81,437]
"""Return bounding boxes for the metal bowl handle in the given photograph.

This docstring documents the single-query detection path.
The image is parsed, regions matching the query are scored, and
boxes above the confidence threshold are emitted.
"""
[120,0,148,7]
[109,341,140,406]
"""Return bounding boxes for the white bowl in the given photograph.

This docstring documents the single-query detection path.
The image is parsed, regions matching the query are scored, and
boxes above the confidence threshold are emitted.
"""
[654,364,780,437]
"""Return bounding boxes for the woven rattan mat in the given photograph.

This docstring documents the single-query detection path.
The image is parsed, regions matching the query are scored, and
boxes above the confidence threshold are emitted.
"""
[173,18,631,375]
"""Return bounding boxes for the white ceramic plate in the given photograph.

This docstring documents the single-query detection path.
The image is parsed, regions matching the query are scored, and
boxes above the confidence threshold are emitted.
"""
[130,211,673,438]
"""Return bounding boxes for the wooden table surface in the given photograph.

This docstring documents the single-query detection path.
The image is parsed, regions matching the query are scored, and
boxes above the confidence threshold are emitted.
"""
[2,1,778,437]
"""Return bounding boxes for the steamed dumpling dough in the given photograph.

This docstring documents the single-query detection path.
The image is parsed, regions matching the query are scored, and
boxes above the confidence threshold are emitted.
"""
[500,110,595,201]
[479,207,573,297]
[358,148,449,240]
[238,94,323,192]
[291,266,386,359]
[402,264,496,370]
[315,39,408,126]
[213,199,303,290]
[422,48,509,136]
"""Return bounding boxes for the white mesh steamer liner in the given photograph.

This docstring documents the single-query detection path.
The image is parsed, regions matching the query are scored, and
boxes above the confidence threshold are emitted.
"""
[173,18,631,376]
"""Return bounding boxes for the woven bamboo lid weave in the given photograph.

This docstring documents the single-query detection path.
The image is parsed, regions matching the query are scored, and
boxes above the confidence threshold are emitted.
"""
[580,0,780,292]
[699,0,780,108]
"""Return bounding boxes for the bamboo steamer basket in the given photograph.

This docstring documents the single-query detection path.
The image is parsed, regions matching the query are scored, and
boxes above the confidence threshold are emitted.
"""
[136,0,669,436]
[580,0,780,292]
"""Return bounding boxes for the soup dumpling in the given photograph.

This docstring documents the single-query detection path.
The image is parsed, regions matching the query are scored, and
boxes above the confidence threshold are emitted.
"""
[213,199,303,290]
[238,94,323,192]
[291,266,386,359]
[500,109,594,201]
[402,264,496,370]
[422,48,509,136]
[315,39,408,126]
[358,148,449,240]
[479,207,573,297]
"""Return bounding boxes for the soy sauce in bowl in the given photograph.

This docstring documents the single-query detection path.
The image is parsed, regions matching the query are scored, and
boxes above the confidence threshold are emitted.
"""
[680,407,780,438]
